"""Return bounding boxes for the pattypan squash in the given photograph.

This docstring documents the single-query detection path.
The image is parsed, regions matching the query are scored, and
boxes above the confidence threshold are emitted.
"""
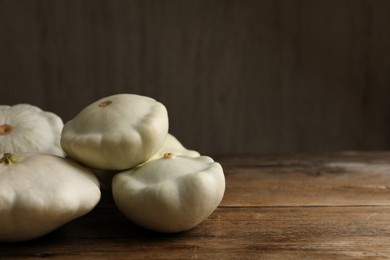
[92,134,199,189]
[61,94,169,170]
[0,152,101,242]
[147,133,200,162]
[0,104,64,156]
[112,153,225,233]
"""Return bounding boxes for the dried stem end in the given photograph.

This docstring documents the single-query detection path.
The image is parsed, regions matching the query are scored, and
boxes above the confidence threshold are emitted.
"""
[0,153,19,165]
[0,124,12,135]
[99,100,112,107]
[163,153,174,159]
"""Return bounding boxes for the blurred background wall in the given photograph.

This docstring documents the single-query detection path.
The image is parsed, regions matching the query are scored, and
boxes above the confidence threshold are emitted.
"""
[1,0,390,154]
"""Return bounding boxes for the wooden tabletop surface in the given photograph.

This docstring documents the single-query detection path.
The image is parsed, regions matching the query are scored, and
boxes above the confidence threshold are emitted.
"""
[1,151,390,259]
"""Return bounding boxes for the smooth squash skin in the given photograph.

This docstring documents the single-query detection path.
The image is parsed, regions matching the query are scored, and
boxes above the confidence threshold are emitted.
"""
[0,104,64,156]
[112,154,225,233]
[0,153,101,242]
[60,94,169,170]
[91,133,200,189]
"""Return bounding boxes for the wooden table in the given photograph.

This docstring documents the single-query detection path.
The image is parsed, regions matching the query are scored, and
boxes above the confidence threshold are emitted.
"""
[2,151,390,259]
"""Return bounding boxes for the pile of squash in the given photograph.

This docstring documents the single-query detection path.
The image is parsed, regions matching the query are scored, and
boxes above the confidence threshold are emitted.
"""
[0,94,225,242]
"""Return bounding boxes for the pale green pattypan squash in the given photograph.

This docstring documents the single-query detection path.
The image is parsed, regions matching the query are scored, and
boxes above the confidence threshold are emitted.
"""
[0,104,64,156]
[147,133,200,162]
[112,154,225,233]
[0,153,101,242]
[61,94,169,170]
[92,134,199,189]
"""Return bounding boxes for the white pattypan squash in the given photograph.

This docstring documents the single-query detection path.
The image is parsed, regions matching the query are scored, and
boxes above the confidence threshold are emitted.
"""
[61,94,169,170]
[0,152,101,242]
[0,104,64,156]
[147,133,200,162]
[112,154,225,233]
[91,134,199,190]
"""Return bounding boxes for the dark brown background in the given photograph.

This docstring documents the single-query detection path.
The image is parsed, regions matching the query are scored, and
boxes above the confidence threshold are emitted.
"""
[1,0,390,154]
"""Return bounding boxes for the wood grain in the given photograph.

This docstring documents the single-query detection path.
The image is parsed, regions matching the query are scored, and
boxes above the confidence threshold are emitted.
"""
[1,152,390,258]
[219,151,390,206]
[2,206,390,259]
[0,1,390,154]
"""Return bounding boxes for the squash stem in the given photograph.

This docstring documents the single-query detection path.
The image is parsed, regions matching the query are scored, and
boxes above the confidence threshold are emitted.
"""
[0,124,12,135]
[0,153,19,165]
[163,153,174,159]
